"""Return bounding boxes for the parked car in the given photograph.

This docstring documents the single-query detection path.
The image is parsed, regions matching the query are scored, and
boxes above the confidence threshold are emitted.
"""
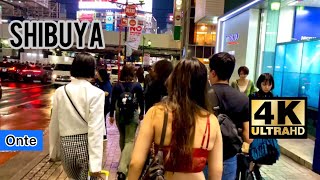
[51,63,72,88]
[7,63,28,81]
[21,65,53,83]
[0,61,12,80]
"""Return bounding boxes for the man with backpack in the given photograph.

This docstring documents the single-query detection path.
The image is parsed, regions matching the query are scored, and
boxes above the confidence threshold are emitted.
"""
[206,52,253,180]
[109,64,144,180]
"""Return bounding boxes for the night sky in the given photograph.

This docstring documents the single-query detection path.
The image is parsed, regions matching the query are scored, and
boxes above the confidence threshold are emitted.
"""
[152,0,174,31]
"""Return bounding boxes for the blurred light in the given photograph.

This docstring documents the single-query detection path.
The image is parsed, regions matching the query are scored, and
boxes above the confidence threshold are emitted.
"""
[52,74,57,79]
[147,40,151,46]
[288,0,298,6]
[32,53,37,56]
[212,16,218,24]
[200,25,206,31]
[2,39,9,45]
[27,53,31,56]
[271,2,281,11]
[296,8,309,15]
[267,66,273,69]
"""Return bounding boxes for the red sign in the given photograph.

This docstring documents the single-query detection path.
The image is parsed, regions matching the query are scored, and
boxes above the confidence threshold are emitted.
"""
[129,19,136,27]
[78,12,95,22]
[125,5,136,17]
[120,18,128,26]
[129,25,143,32]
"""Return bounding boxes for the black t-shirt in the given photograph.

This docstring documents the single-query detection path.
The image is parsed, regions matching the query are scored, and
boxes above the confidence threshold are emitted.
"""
[211,83,249,130]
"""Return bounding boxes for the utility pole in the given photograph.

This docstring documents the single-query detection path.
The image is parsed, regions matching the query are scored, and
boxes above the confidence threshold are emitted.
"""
[123,0,128,64]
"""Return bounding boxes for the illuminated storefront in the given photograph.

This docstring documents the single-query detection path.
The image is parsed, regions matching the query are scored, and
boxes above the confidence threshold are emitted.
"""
[216,0,320,138]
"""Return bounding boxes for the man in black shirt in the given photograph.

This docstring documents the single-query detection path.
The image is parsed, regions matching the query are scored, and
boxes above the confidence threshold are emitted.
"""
[208,52,252,180]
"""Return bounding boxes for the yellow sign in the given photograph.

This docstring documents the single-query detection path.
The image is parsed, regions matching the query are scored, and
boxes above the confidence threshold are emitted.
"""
[250,98,307,138]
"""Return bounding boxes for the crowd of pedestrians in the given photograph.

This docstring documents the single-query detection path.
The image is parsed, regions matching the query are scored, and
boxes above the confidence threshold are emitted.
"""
[49,52,280,180]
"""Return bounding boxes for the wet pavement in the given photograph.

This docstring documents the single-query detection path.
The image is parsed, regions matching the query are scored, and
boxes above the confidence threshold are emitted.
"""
[0,82,54,109]
[0,82,55,165]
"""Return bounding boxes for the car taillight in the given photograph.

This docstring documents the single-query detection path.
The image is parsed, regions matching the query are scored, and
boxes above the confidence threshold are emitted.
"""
[33,70,41,73]
[8,67,16,71]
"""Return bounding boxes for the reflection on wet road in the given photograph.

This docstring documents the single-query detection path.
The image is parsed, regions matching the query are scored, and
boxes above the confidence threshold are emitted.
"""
[0,82,56,165]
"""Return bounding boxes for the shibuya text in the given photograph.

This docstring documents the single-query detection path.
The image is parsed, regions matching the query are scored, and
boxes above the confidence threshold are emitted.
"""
[8,20,105,50]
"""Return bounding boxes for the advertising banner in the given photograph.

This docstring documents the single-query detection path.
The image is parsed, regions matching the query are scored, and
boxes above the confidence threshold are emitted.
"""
[105,15,114,31]
[143,53,150,65]
[77,11,95,22]
[78,0,153,13]
[126,19,144,50]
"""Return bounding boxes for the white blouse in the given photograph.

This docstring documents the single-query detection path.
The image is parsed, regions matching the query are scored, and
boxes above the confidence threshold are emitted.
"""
[49,79,106,172]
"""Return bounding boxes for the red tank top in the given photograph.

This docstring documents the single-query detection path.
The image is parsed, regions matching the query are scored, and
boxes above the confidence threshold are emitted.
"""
[154,114,211,172]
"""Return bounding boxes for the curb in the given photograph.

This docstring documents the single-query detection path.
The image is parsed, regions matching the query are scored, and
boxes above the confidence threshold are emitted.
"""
[279,143,313,170]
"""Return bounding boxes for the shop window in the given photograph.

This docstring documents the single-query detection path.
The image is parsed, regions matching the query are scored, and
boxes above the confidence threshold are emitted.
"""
[204,46,212,58]
[188,46,196,57]
[196,46,203,58]
[284,43,303,73]
[194,24,217,46]
[301,41,320,75]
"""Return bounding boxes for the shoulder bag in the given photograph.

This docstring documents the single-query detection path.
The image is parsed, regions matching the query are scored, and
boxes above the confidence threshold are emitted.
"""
[140,110,168,180]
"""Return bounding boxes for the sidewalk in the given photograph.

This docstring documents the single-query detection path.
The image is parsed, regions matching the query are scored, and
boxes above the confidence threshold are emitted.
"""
[1,123,320,180]
[1,124,120,180]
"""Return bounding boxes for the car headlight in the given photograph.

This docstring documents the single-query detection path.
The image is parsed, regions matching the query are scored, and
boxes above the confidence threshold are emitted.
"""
[52,74,57,79]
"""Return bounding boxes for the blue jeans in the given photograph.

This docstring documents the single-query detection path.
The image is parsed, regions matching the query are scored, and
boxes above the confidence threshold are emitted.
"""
[203,155,237,180]
[222,155,237,180]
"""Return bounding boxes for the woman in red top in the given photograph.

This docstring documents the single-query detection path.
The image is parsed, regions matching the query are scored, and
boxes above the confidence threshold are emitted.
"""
[128,58,223,180]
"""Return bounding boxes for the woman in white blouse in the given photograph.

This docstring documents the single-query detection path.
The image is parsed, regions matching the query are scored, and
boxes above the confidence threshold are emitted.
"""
[49,53,106,180]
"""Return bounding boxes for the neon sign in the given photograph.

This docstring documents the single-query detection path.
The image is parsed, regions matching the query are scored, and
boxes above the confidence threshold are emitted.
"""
[226,33,239,45]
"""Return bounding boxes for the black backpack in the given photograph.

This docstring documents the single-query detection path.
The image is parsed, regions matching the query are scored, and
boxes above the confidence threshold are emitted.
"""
[208,87,243,158]
[117,83,137,119]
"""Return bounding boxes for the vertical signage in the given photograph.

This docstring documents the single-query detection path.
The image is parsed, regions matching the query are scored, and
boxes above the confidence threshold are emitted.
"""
[105,14,114,31]
[173,0,182,40]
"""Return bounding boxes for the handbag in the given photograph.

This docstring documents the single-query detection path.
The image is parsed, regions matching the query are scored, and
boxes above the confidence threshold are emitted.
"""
[249,139,280,165]
[140,110,168,180]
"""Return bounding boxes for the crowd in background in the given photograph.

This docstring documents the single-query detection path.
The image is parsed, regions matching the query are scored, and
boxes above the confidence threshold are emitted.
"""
[49,52,280,180]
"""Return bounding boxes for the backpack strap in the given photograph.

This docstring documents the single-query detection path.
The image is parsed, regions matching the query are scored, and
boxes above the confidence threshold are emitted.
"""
[159,110,168,150]
[209,86,225,115]
[119,82,135,93]
[119,82,126,92]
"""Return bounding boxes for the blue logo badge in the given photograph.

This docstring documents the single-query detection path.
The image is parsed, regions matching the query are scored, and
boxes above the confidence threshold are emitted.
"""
[0,130,43,151]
